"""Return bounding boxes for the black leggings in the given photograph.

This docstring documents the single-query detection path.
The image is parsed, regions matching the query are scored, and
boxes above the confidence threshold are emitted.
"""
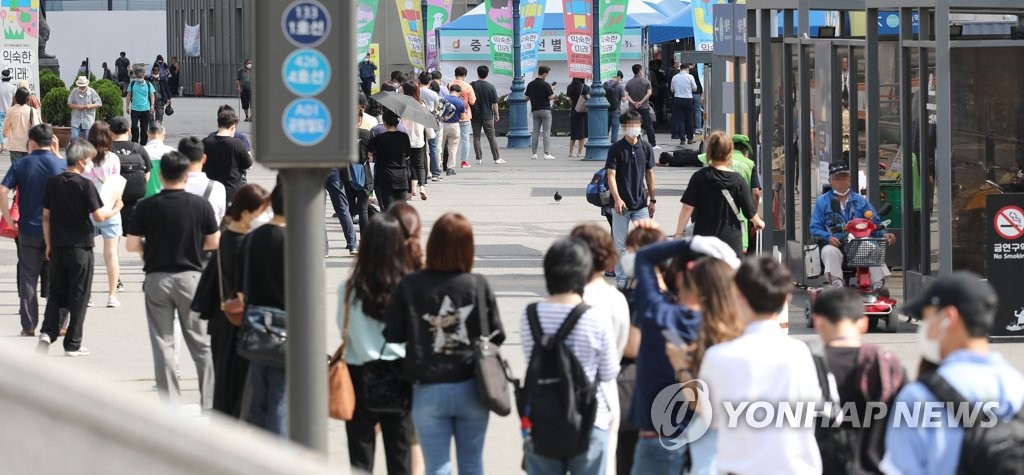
[407,147,425,189]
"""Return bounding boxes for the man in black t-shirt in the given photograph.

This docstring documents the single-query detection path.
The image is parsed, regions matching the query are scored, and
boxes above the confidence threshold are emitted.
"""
[37,140,123,357]
[110,117,152,236]
[203,110,253,205]
[605,111,657,287]
[524,65,556,159]
[470,65,504,165]
[127,150,220,409]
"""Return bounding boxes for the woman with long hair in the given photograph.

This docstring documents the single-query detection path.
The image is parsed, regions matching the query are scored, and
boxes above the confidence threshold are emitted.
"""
[210,183,269,418]
[340,213,416,474]
[567,77,590,158]
[666,257,742,475]
[385,213,505,474]
[674,131,765,255]
[83,120,123,307]
[388,202,424,270]
[368,109,411,211]
[400,80,433,200]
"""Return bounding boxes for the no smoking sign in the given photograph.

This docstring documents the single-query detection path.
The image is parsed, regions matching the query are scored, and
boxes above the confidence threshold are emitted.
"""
[994,206,1024,240]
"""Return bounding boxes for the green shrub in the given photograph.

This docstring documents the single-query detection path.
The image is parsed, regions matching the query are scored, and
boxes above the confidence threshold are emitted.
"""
[39,69,65,101]
[92,79,123,123]
[42,86,70,127]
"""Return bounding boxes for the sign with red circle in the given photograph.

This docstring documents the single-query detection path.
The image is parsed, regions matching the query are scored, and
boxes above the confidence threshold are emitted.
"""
[994,205,1024,241]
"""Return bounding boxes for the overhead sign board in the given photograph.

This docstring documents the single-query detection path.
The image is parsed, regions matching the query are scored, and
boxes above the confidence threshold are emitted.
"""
[712,4,746,59]
[256,0,356,168]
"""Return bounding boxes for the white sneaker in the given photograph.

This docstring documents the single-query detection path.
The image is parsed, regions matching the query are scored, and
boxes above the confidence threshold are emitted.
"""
[830,280,844,289]
[531,154,538,160]
[494,158,507,164]
[107,296,121,308]
[544,154,556,160]
[653,145,662,150]
[36,335,50,354]
[65,347,91,357]
[477,159,483,164]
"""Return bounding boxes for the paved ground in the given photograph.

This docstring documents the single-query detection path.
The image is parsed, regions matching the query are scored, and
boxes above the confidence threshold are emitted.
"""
[1,98,1021,473]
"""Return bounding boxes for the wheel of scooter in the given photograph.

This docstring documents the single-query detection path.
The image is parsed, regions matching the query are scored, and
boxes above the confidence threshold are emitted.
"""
[883,312,900,333]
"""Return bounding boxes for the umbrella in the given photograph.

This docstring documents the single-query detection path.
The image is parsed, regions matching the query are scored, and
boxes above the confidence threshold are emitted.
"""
[371,91,439,129]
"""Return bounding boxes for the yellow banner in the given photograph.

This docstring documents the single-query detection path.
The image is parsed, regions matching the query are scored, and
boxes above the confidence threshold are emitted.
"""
[395,0,425,70]
[369,43,381,94]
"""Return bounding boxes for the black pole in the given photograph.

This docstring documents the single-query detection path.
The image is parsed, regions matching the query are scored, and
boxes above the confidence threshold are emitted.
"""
[421,0,429,71]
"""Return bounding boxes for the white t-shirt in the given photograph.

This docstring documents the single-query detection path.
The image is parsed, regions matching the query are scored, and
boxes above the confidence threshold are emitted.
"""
[671,71,697,99]
[583,278,632,444]
[184,171,226,224]
[144,140,176,163]
[0,81,17,113]
[83,152,121,187]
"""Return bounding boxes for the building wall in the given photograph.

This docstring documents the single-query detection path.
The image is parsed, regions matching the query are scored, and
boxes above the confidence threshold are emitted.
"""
[165,0,253,97]
[374,0,475,78]
[47,10,167,85]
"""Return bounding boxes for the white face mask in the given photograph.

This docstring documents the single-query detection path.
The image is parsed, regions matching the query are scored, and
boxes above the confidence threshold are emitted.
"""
[620,252,636,277]
[833,188,850,197]
[624,126,642,138]
[917,314,947,363]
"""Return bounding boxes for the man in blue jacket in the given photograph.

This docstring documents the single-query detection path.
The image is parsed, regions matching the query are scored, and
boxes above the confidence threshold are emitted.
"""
[809,161,895,289]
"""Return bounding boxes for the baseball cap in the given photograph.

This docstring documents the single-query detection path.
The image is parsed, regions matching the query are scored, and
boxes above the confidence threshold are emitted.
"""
[828,161,851,177]
[902,271,998,328]
[732,134,752,153]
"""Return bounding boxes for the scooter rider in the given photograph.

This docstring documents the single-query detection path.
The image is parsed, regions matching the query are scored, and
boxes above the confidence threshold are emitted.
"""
[810,160,896,289]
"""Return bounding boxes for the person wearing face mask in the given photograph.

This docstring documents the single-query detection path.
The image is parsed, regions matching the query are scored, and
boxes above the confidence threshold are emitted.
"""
[882,272,1024,475]
[809,160,895,289]
[605,110,657,288]
[125,68,155,145]
[67,76,101,141]
[236,59,253,122]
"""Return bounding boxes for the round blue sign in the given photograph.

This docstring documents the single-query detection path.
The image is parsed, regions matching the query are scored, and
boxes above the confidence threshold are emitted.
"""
[282,49,331,97]
[885,14,899,29]
[282,0,331,48]
[282,98,332,146]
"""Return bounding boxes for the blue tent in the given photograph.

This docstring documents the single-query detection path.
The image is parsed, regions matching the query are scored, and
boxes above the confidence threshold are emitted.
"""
[440,0,688,31]
[646,4,694,44]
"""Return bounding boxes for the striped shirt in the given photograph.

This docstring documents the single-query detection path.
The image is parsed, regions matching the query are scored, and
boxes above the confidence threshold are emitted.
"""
[521,301,621,430]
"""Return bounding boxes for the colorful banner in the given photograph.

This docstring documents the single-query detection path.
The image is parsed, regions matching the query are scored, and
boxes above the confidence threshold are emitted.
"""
[395,0,425,71]
[368,43,381,94]
[693,0,728,51]
[519,0,547,77]
[562,0,594,79]
[598,0,628,81]
[0,0,39,96]
[356,0,379,60]
[485,0,513,77]
[425,0,453,71]
[183,23,201,57]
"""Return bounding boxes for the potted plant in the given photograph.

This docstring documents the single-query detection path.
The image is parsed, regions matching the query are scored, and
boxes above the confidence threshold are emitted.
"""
[551,93,572,136]
[41,86,72,146]
[91,79,125,123]
[496,95,510,136]
[39,69,65,101]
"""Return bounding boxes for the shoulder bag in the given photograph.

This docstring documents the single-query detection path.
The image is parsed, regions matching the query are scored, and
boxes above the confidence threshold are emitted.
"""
[0,191,18,239]
[473,274,516,416]
[328,288,357,420]
[236,233,288,367]
[574,93,588,113]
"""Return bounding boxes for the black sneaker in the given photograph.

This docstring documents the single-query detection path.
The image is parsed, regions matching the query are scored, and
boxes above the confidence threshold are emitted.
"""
[445,169,457,176]
[117,279,125,292]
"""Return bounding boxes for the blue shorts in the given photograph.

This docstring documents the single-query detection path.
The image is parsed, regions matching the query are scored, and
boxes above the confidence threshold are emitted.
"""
[92,214,123,239]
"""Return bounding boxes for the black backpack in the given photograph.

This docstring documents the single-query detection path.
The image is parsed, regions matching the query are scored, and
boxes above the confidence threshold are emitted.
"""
[518,303,597,459]
[920,372,1024,475]
[807,341,856,475]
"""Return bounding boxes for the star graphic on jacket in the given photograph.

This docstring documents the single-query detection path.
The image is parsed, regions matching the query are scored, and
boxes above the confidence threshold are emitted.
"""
[422,295,474,353]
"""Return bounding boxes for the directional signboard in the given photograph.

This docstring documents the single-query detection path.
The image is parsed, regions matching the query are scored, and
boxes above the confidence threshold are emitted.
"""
[255,0,355,168]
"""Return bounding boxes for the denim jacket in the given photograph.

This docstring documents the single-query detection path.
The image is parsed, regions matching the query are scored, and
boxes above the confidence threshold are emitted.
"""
[810,190,888,245]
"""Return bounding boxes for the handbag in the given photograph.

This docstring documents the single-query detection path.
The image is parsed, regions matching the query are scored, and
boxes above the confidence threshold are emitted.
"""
[0,192,18,239]
[328,289,356,420]
[235,234,288,367]
[574,94,588,113]
[472,274,516,416]
[363,339,412,414]
[217,248,244,326]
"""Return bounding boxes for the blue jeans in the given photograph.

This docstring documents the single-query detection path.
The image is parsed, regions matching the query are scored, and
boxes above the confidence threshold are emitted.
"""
[412,379,490,475]
[687,428,718,475]
[428,136,441,176]
[0,111,6,145]
[693,93,703,131]
[247,361,288,437]
[525,428,608,475]
[630,437,685,475]
[325,170,356,250]
[608,111,621,143]
[612,207,650,284]
[70,125,90,141]
[458,121,472,164]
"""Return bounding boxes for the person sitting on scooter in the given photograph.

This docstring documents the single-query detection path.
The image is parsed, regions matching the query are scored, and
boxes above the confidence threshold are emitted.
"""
[810,160,896,289]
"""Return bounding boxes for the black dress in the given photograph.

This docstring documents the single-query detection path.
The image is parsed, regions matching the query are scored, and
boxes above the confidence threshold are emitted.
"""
[209,228,248,418]
[568,83,590,140]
